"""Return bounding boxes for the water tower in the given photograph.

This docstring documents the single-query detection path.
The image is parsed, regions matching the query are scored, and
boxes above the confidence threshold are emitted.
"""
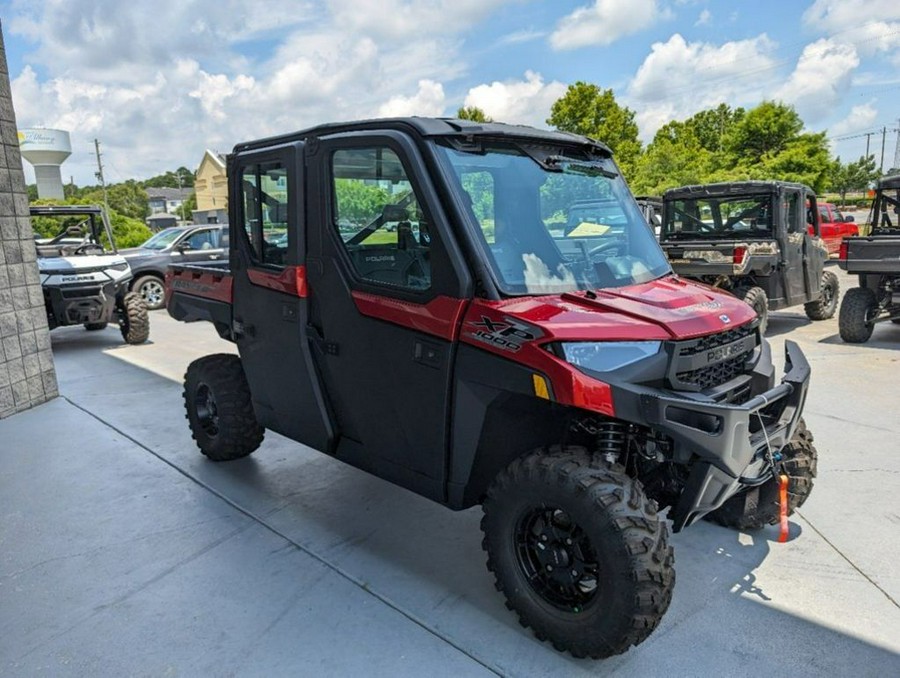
[18,128,71,200]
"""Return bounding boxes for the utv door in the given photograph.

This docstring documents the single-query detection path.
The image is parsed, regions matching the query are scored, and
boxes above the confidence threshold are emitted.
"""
[780,188,810,304]
[229,143,334,452]
[305,131,472,500]
[803,194,826,295]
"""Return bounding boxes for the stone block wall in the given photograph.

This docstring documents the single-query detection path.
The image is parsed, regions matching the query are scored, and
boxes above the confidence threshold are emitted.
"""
[0,22,58,418]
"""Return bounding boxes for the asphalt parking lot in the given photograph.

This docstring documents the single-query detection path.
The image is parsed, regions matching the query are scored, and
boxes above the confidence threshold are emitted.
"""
[2,263,899,677]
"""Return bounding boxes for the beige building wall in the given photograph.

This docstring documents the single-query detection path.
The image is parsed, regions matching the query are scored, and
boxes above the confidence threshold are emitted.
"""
[0,22,58,418]
[195,151,228,212]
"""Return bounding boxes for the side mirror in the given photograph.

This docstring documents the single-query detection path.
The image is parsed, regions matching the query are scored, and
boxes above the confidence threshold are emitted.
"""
[844,215,855,223]
[177,242,194,252]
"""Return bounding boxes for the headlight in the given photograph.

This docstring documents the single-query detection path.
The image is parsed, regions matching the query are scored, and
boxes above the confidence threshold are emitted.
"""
[561,341,661,373]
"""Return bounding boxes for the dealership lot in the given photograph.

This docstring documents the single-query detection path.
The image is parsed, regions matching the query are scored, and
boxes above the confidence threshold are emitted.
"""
[1,265,898,677]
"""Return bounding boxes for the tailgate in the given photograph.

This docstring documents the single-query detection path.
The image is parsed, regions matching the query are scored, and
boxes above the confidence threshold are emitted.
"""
[841,237,900,273]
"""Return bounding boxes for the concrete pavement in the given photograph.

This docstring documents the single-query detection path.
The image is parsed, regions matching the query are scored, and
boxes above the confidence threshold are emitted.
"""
[1,268,899,676]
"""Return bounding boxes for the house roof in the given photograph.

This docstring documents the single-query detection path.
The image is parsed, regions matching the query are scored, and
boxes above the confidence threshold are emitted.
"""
[146,188,193,200]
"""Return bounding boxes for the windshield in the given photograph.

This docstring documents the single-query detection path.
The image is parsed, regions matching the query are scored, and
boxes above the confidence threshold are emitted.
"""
[140,227,184,250]
[437,143,670,295]
[663,194,774,240]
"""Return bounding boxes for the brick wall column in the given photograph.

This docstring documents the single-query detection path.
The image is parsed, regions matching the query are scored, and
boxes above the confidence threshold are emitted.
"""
[0,21,58,418]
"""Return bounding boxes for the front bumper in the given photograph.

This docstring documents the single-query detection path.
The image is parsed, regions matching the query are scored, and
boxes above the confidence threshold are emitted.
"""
[44,282,119,329]
[614,340,810,530]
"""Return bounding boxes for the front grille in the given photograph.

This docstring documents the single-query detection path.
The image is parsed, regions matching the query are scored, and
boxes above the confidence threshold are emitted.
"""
[669,322,757,392]
[61,286,102,299]
[676,354,749,390]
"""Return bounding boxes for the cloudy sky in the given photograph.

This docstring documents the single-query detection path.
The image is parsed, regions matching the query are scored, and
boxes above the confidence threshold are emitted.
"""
[4,0,900,185]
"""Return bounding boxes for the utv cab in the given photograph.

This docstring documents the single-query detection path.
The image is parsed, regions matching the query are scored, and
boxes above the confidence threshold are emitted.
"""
[32,205,149,344]
[660,181,838,332]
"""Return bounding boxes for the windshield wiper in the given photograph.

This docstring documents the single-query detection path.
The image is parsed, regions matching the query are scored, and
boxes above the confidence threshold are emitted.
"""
[543,155,619,179]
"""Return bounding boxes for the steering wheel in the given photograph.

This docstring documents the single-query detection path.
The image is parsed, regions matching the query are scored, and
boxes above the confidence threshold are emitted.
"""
[588,237,626,257]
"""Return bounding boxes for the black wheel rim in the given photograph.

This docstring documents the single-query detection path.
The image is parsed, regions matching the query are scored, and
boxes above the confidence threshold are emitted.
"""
[822,282,835,309]
[515,507,600,612]
[195,383,219,437]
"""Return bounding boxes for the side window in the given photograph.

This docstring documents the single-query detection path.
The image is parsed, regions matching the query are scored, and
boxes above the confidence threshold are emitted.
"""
[786,193,802,233]
[331,147,431,291]
[819,206,830,224]
[186,229,216,250]
[240,162,289,268]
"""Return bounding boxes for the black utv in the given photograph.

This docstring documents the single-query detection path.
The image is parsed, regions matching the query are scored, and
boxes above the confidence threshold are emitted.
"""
[837,174,900,342]
[660,181,838,333]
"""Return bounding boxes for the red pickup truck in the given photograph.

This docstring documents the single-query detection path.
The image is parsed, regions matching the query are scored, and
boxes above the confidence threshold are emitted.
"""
[814,202,859,255]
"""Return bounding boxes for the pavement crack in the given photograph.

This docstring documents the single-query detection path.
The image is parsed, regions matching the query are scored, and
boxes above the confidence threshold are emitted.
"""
[796,510,899,610]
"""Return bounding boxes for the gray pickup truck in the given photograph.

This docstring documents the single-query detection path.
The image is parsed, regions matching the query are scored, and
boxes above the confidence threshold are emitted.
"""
[837,174,900,342]
[121,225,228,309]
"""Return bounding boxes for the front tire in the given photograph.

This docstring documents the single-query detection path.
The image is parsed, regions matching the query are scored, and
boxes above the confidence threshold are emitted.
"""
[838,287,878,343]
[804,270,839,320]
[183,354,264,461]
[734,286,768,334]
[707,420,817,530]
[134,275,166,310]
[119,292,150,344]
[481,447,674,658]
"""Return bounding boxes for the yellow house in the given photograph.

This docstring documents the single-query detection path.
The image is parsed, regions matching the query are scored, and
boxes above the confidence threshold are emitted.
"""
[193,150,228,223]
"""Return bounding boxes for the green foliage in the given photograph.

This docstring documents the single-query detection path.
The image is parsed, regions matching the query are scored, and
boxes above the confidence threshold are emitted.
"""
[27,197,151,248]
[547,82,642,177]
[725,101,803,162]
[457,106,492,123]
[142,166,195,188]
[177,192,197,221]
[333,179,392,224]
[827,155,880,201]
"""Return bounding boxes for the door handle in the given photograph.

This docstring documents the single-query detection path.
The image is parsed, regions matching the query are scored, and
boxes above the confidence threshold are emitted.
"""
[307,324,339,355]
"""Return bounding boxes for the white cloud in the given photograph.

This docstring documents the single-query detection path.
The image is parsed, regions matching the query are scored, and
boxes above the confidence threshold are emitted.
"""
[550,0,666,51]
[463,71,567,127]
[7,1,516,184]
[828,103,878,140]
[803,2,900,56]
[774,38,860,123]
[625,33,777,139]
[326,0,514,39]
[695,9,711,26]
[378,80,447,117]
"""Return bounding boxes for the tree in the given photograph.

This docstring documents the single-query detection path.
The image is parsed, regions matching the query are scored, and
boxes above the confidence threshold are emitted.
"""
[828,155,880,202]
[333,179,391,224]
[82,180,149,220]
[177,192,197,221]
[457,106,492,123]
[547,82,642,176]
[725,101,803,163]
[143,167,195,189]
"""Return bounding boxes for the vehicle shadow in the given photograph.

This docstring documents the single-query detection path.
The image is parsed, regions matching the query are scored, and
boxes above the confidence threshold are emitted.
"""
[765,313,812,337]
[48,338,900,677]
[818,330,900,351]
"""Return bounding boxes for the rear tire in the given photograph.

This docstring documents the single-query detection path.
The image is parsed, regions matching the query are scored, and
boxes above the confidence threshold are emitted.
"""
[707,420,817,530]
[183,354,264,461]
[84,322,108,331]
[481,446,674,658]
[134,275,166,310]
[804,270,839,320]
[119,292,150,344]
[733,286,768,334]
[838,287,878,343]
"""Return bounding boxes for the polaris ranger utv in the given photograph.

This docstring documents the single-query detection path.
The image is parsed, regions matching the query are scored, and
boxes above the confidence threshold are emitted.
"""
[659,181,838,333]
[837,174,900,342]
[166,118,817,658]
[32,205,149,344]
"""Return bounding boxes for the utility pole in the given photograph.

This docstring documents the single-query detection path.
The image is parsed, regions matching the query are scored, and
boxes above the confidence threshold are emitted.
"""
[893,119,900,173]
[880,126,887,173]
[865,131,873,158]
[93,138,110,211]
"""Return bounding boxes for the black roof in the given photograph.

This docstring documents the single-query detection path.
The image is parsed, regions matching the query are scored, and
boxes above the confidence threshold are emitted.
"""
[29,205,104,216]
[663,180,813,200]
[232,117,612,156]
[877,174,900,190]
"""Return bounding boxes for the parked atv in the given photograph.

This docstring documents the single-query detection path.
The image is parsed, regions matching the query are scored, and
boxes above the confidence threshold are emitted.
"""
[660,181,838,333]
[32,205,149,344]
[166,118,817,658]
[837,174,900,342]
